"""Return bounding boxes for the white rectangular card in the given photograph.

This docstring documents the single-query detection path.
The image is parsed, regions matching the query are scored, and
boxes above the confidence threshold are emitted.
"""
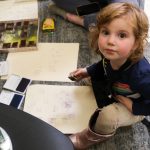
[3,74,32,94]
[0,90,24,109]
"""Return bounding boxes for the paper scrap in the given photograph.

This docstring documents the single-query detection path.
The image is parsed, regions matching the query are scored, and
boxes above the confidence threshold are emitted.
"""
[0,61,9,76]
[3,43,79,82]
[24,84,97,133]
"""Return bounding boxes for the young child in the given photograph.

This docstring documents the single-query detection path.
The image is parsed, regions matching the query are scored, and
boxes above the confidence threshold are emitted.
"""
[69,2,150,150]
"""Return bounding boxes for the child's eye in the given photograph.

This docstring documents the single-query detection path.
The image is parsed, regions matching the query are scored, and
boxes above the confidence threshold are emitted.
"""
[101,29,109,36]
[118,32,127,38]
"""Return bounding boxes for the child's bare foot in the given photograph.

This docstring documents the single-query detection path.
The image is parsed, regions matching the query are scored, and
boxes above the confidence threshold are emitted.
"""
[49,4,84,27]
[66,13,84,27]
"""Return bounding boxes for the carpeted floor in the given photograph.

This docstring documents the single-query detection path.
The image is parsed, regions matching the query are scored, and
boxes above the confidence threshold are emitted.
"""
[0,0,149,149]
[38,0,150,150]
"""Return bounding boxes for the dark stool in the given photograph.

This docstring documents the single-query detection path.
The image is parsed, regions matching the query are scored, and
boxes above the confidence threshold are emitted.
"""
[0,103,74,150]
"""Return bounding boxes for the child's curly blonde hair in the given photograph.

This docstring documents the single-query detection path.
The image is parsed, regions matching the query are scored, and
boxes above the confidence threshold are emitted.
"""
[89,2,149,63]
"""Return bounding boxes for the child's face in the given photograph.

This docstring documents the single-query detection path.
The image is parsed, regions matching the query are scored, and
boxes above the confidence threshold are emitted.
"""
[98,16,137,64]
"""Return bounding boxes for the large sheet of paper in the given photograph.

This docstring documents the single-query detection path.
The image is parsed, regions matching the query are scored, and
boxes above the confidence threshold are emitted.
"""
[24,84,97,133]
[3,43,79,82]
[0,0,38,21]
[144,0,150,42]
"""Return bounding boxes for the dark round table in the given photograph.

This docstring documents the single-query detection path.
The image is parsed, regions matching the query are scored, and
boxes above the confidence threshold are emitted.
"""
[0,103,74,150]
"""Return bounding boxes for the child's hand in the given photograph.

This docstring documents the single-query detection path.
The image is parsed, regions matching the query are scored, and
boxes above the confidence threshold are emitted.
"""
[115,95,133,112]
[68,68,89,81]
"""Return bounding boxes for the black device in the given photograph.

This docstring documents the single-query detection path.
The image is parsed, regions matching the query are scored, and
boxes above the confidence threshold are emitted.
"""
[10,94,24,108]
[16,78,31,93]
[76,2,100,16]
[68,75,77,81]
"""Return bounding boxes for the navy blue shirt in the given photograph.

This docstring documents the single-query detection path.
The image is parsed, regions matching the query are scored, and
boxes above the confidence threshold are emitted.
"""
[87,57,150,116]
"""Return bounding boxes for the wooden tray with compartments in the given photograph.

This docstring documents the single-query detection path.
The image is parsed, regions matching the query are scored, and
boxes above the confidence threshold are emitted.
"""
[0,19,38,52]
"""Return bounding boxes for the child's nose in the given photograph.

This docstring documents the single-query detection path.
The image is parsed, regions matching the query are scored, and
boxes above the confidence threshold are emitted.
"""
[107,35,115,45]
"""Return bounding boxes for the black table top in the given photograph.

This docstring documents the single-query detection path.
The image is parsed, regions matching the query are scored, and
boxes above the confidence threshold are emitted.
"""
[0,103,74,150]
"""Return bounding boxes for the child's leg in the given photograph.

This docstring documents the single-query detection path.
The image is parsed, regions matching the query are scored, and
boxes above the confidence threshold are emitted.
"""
[94,103,144,134]
[70,109,115,150]
[51,0,90,13]
[48,4,84,27]
[70,103,144,150]
[50,0,94,29]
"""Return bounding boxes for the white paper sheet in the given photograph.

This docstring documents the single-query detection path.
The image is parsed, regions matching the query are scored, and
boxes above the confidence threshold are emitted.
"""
[0,0,38,21]
[0,61,9,76]
[24,84,97,133]
[3,43,79,82]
